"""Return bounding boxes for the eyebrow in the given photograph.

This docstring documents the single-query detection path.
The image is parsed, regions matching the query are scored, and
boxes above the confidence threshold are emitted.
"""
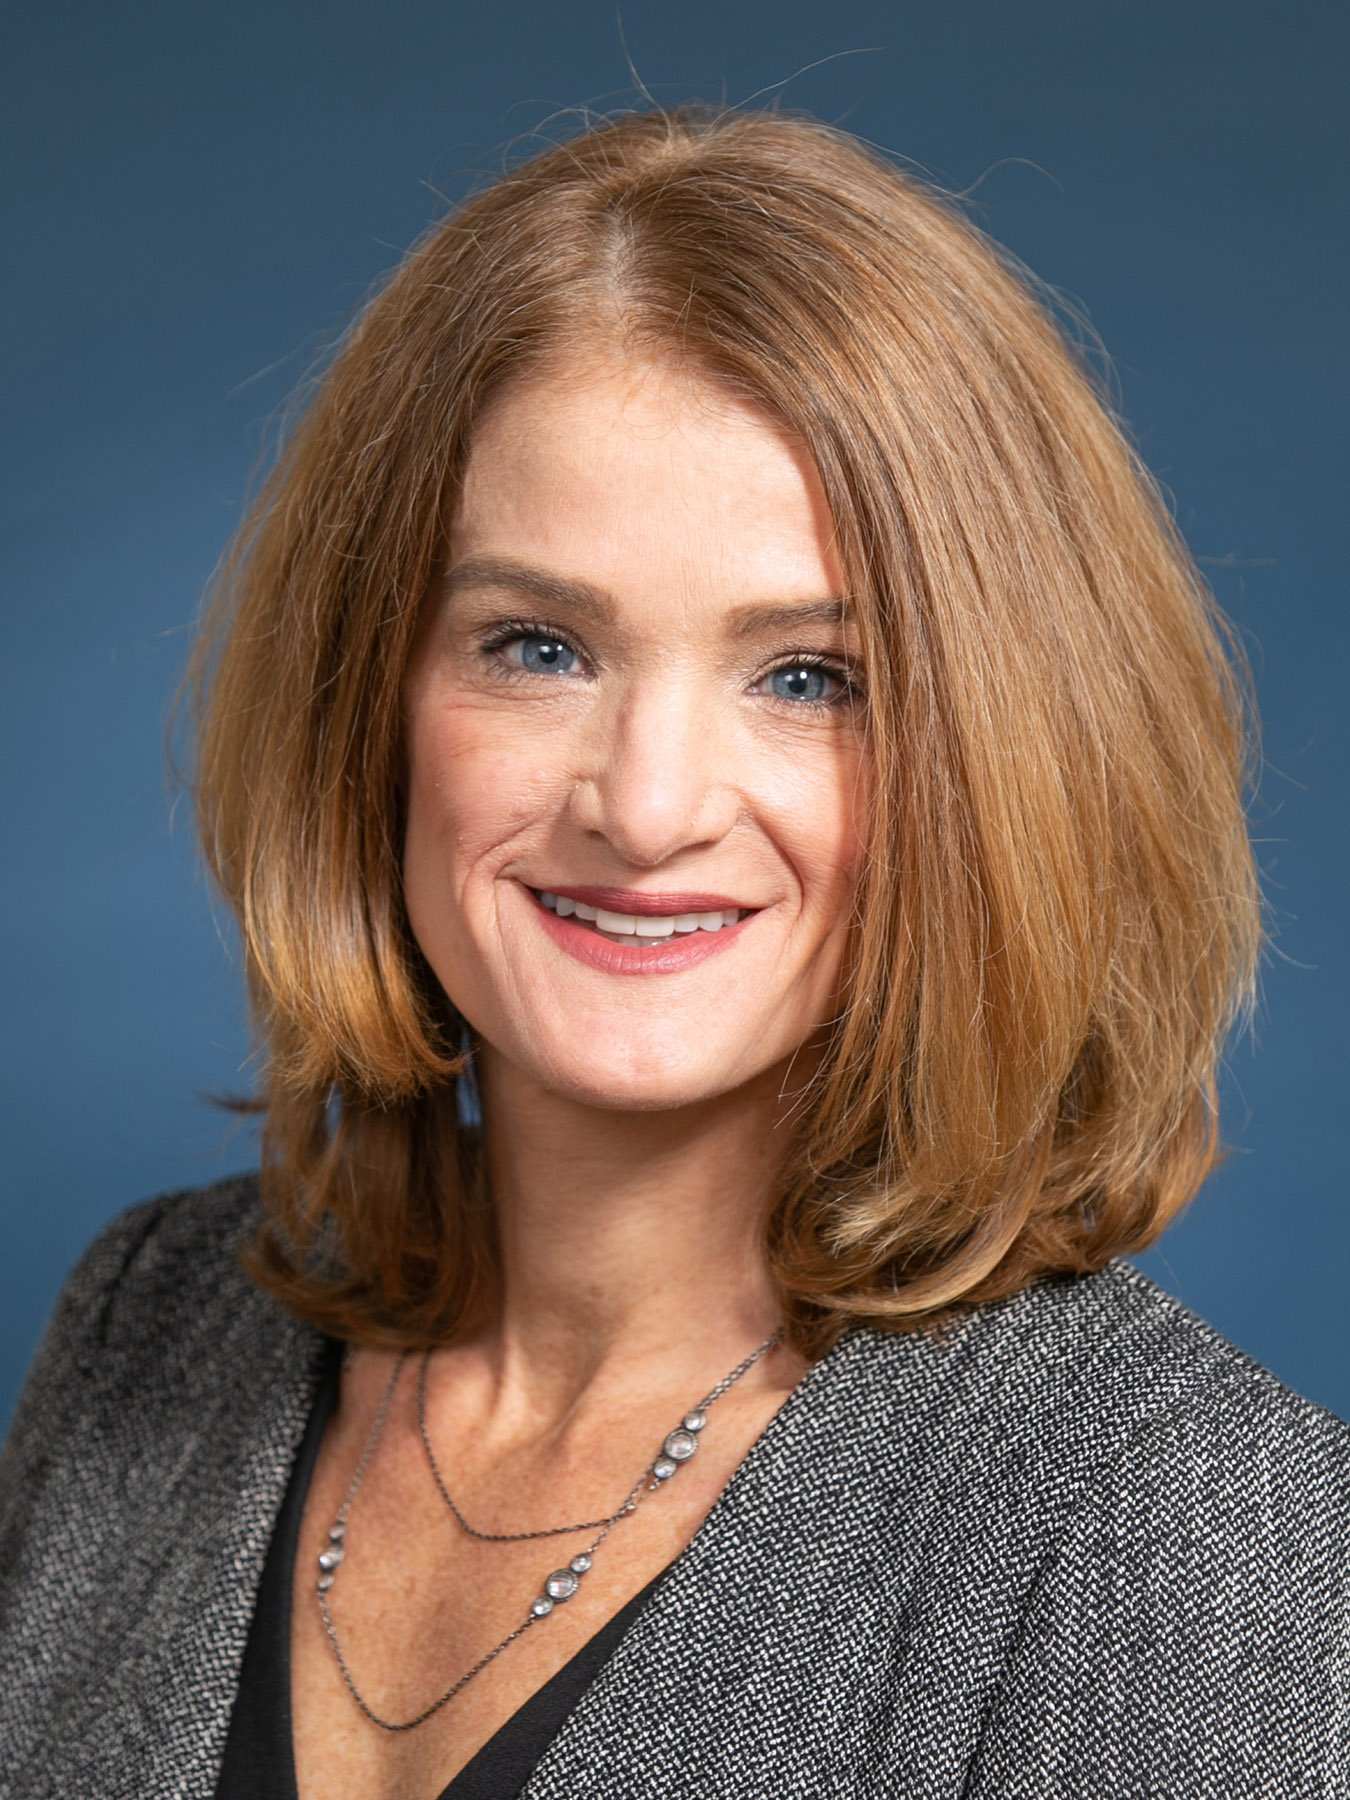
[441,553,854,638]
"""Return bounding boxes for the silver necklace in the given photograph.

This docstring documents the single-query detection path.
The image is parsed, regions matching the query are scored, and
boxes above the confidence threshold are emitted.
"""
[317,1326,785,1732]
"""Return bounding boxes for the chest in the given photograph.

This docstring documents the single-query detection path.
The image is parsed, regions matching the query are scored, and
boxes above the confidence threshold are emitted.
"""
[287,1394,780,1800]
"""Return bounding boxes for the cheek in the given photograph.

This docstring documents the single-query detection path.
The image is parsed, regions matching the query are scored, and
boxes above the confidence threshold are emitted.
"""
[403,701,568,880]
[773,740,871,904]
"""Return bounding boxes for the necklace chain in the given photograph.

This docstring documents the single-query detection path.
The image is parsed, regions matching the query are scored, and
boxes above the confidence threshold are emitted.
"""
[317,1326,786,1732]
[417,1329,784,1541]
[417,1350,642,1539]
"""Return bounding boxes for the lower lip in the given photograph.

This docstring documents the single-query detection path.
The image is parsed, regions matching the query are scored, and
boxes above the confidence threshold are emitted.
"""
[523,888,757,976]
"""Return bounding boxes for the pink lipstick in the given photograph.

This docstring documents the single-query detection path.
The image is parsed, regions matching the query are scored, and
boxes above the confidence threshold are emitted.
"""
[521,884,757,976]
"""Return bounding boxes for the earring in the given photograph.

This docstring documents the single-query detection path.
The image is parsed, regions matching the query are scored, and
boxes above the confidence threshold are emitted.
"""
[454,1013,482,1130]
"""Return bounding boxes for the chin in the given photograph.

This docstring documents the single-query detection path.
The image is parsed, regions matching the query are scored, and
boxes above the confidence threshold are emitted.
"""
[547,1066,727,1115]
[521,1037,742,1114]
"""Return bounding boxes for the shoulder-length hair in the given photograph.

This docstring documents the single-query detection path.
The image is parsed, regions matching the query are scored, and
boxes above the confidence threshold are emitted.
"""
[179,102,1262,1361]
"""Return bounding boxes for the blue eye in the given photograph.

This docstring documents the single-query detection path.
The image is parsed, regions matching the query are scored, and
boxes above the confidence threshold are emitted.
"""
[510,633,579,675]
[768,663,841,705]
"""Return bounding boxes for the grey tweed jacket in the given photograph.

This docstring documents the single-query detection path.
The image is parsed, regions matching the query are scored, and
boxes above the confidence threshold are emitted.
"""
[1,1172,1347,1799]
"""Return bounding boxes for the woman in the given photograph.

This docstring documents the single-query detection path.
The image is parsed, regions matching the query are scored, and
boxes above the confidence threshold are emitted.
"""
[1,102,1345,1799]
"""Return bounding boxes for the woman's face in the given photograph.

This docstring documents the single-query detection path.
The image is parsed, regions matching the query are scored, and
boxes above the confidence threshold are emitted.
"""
[402,351,869,1113]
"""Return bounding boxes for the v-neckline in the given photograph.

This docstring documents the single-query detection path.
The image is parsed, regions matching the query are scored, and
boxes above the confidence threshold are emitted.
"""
[275,1339,679,1800]
[217,1303,866,1800]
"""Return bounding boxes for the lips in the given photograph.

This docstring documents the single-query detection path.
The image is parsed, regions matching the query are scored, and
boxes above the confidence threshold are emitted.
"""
[523,882,756,976]
[541,884,757,915]
[533,888,743,943]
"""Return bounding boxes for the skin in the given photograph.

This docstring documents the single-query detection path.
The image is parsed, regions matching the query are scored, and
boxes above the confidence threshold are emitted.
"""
[399,346,870,1419]
[291,350,872,1795]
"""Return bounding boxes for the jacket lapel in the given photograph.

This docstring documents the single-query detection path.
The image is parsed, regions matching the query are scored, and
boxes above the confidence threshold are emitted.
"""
[51,1272,329,1799]
[43,1266,964,1796]
[518,1325,931,1797]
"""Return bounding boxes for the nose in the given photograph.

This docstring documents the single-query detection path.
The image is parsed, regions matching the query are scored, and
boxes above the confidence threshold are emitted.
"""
[567,672,742,866]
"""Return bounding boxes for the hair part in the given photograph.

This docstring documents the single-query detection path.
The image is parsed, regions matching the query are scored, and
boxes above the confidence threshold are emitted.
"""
[176,100,1263,1360]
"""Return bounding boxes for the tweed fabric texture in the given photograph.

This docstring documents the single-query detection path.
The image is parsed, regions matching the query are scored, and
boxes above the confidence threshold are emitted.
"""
[1,1171,1346,1798]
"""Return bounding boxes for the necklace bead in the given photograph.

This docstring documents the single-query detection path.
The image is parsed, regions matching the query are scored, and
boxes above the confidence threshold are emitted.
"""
[319,1324,786,1731]
[545,1567,580,1601]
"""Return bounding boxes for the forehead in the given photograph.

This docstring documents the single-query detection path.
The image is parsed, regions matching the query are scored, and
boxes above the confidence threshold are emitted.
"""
[448,354,847,608]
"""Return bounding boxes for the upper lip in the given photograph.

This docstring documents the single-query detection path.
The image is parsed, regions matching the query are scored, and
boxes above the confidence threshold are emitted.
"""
[530,883,759,916]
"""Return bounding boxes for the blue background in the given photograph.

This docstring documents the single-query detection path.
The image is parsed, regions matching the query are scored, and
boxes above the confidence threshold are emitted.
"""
[5,0,1346,1428]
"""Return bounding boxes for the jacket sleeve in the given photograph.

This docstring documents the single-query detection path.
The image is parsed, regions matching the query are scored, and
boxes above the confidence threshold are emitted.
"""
[960,1359,1350,1799]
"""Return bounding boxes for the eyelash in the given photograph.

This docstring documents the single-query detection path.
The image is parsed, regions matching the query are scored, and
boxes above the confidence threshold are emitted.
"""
[475,615,864,713]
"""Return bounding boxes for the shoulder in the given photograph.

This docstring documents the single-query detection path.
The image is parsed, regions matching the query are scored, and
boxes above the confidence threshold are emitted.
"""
[831,1260,1349,1793]
[0,1171,275,1501]
[28,1169,269,1380]
[43,1168,266,1342]
[924,1263,1350,1793]
[845,1253,1348,1491]
[832,1254,1348,1652]
[986,1257,1350,1590]
[0,1173,324,1788]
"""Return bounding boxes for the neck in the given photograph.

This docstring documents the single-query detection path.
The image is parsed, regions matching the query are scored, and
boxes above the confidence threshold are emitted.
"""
[460,1047,811,1428]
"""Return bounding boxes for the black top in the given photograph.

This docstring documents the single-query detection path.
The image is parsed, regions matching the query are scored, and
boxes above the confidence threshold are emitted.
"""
[216,1336,673,1800]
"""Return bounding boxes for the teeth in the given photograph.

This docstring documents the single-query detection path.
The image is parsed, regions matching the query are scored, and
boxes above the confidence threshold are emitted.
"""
[536,891,745,941]
[594,908,637,935]
[634,916,676,938]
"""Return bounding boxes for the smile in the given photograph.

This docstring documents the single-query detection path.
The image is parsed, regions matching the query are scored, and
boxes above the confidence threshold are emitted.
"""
[534,891,746,944]
[522,885,758,976]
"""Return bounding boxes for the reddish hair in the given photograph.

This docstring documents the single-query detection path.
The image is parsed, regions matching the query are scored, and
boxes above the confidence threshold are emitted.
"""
[177,102,1262,1359]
